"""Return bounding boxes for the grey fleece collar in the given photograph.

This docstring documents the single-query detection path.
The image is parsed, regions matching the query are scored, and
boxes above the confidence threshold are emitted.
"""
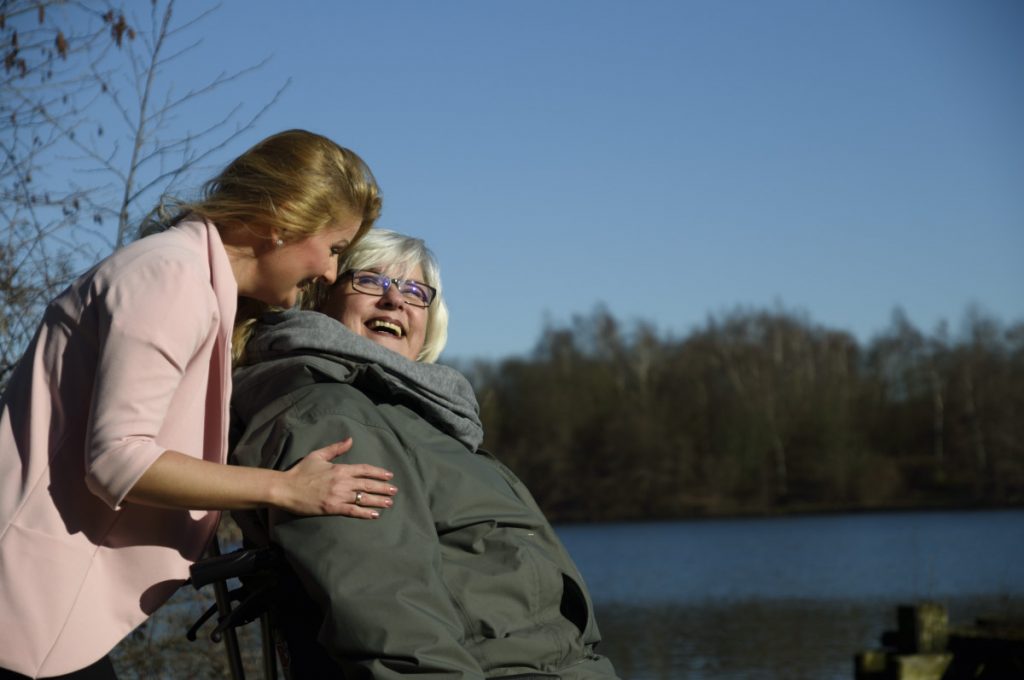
[234,309,484,451]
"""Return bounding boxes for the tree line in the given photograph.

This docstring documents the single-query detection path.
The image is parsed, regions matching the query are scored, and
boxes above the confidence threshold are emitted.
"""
[460,305,1024,522]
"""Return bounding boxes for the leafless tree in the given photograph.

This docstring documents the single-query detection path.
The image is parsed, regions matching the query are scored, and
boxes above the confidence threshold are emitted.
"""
[1,0,286,386]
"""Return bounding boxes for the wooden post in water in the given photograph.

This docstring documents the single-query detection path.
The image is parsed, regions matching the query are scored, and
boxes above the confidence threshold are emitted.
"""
[854,602,952,680]
[855,602,1024,679]
[896,603,949,655]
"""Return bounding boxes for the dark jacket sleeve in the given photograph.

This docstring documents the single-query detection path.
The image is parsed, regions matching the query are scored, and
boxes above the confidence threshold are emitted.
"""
[233,384,487,679]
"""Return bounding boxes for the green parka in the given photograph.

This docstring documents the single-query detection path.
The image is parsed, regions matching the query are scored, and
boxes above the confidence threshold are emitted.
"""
[230,311,619,679]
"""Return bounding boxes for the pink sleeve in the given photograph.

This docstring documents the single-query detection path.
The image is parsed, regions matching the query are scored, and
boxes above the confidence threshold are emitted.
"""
[84,252,218,509]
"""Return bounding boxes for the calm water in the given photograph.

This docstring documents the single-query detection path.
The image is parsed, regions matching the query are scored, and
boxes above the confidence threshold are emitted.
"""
[556,509,1024,680]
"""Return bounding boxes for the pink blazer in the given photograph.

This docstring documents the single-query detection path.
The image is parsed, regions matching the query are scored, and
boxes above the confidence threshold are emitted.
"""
[0,218,237,677]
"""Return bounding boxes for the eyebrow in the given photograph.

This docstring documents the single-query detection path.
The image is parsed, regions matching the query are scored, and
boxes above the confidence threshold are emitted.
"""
[364,265,424,281]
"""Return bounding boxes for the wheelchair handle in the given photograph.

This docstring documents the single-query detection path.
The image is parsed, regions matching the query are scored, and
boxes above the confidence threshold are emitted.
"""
[188,545,280,589]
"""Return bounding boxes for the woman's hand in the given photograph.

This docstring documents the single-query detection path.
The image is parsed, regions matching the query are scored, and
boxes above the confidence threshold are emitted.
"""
[276,439,397,519]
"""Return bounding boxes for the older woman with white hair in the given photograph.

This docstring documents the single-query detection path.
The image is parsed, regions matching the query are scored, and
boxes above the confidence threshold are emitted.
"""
[229,229,620,679]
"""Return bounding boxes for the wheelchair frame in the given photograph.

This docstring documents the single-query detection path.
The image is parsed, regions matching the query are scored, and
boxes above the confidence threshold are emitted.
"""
[187,538,284,680]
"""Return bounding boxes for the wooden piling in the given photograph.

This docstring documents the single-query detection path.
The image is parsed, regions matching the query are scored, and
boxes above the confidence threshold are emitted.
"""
[896,603,948,654]
[855,602,1024,680]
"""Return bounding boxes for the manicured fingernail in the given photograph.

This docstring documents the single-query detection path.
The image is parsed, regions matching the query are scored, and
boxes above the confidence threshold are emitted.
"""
[389,486,397,494]
[384,499,393,507]
[371,511,380,519]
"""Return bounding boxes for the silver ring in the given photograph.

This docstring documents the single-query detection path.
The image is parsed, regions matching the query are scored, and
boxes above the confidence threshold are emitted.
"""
[354,491,363,506]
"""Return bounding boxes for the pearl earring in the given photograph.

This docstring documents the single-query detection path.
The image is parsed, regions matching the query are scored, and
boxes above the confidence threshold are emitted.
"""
[275,238,284,247]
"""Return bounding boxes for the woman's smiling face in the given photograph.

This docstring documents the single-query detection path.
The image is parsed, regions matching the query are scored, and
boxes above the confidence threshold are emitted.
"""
[245,218,360,308]
[322,263,429,361]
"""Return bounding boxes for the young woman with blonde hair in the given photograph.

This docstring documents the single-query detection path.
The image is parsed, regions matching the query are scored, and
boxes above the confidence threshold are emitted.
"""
[0,130,396,679]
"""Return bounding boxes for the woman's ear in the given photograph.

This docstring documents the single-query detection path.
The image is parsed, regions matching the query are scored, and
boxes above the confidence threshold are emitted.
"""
[266,226,283,247]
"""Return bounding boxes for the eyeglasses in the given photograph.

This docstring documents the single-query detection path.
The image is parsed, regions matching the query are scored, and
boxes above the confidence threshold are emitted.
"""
[343,269,436,308]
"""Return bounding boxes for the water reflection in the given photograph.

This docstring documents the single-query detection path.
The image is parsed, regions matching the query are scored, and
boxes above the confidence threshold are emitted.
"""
[594,596,1024,680]
[555,511,1024,679]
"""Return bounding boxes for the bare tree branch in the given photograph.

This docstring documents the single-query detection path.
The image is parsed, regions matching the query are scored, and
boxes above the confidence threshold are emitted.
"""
[1,0,284,385]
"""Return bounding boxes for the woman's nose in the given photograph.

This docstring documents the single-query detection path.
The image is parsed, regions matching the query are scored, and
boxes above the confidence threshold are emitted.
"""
[378,284,404,307]
[322,262,340,285]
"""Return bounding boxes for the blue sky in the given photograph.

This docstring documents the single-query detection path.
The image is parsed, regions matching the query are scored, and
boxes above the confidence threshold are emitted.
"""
[133,1,1024,359]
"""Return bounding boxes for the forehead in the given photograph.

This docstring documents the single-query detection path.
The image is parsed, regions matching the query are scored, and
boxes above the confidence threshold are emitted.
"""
[320,218,361,243]
[364,261,425,280]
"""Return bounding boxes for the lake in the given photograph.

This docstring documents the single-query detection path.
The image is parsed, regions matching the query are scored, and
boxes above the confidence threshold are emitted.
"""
[556,508,1024,679]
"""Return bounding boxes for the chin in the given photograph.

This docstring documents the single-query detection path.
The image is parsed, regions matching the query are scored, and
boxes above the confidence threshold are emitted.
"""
[369,336,408,359]
[368,336,397,351]
[277,291,299,308]
[253,290,296,308]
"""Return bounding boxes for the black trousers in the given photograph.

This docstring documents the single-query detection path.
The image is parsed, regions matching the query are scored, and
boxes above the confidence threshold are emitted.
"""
[0,656,117,680]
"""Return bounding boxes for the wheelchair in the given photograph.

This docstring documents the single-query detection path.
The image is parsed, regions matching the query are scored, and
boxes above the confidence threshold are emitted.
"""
[186,538,284,680]
[187,538,573,680]
[187,534,350,680]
